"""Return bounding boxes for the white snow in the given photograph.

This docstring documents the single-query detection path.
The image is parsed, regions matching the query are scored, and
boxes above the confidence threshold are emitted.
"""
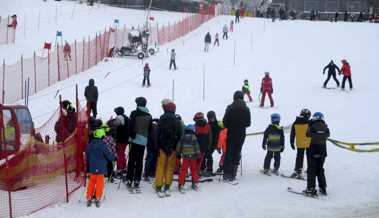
[2,1,379,218]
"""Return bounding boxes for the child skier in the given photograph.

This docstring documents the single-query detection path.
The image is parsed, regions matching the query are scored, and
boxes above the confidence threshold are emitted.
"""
[193,112,212,176]
[216,121,227,174]
[242,79,253,102]
[262,113,284,175]
[176,124,201,193]
[102,124,117,183]
[230,20,234,32]
[304,112,330,196]
[214,33,219,46]
[204,32,211,52]
[86,127,116,207]
[142,63,151,87]
[222,24,229,40]
[205,111,221,176]
[289,108,311,179]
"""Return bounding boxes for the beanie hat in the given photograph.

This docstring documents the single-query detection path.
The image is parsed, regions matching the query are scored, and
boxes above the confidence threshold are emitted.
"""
[135,97,147,107]
[114,106,125,115]
[233,90,244,100]
[164,102,176,113]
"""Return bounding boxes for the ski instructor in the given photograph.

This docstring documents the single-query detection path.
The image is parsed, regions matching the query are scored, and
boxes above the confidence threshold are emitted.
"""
[222,91,251,184]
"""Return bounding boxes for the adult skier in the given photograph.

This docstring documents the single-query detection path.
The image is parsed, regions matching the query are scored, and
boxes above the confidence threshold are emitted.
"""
[260,72,274,107]
[289,108,311,179]
[142,63,151,87]
[340,59,353,90]
[323,60,340,88]
[205,111,221,175]
[63,41,72,61]
[169,49,177,70]
[84,79,98,118]
[204,32,211,52]
[222,24,228,40]
[235,8,240,23]
[222,91,251,184]
[303,112,330,196]
[111,106,129,178]
[126,97,152,192]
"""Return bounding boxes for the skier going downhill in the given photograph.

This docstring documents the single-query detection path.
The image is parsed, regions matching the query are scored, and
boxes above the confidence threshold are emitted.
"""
[323,60,340,88]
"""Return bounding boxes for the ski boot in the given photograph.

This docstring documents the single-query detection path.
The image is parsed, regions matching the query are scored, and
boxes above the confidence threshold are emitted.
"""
[303,188,317,197]
[271,169,279,176]
[290,171,298,178]
[163,185,171,197]
[216,167,223,174]
[319,188,327,196]
[178,185,185,194]
[126,180,134,193]
[156,187,165,198]
[86,200,92,207]
[95,199,100,208]
[134,181,141,193]
[191,183,200,191]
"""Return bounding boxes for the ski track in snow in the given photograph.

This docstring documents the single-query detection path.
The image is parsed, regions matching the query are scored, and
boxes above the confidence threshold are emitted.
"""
[2,1,379,218]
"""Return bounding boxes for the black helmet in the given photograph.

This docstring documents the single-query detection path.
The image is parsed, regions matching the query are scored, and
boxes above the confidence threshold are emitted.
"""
[300,108,311,119]
[114,106,125,115]
[233,90,244,100]
[135,96,147,107]
[207,111,216,121]
[89,79,95,86]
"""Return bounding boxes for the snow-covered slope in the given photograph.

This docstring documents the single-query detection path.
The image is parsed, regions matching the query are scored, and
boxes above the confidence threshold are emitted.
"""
[20,14,379,218]
[0,0,188,63]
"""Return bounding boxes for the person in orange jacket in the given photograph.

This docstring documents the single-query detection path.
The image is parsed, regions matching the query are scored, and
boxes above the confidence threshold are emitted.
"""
[340,59,353,90]
[216,121,227,174]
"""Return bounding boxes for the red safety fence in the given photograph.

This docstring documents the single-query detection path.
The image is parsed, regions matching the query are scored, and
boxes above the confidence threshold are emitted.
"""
[0,91,88,218]
[0,16,16,45]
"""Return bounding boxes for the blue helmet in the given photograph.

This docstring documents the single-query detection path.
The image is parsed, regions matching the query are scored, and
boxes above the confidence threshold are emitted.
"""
[312,112,324,120]
[185,124,194,131]
[271,113,281,123]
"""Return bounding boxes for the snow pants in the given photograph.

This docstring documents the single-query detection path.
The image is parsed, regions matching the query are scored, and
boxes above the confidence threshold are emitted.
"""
[197,152,205,172]
[87,174,104,201]
[219,152,226,167]
[116,143,127,171]
[295,148,310,173]
[142,76,150,86]
[235,16,240,23]
[260,91,274,107]
[214,39,219,46]
[204,42,210,52]
[143,146,158,178]
[244,92,253,102]
[263,151,281,170]
[169,59,177,70]
[201,148,214,173]
[307,156,327,191]
[323,72,340,87]
[342,76,353,89]
[222,32,228,40]
[223,130,245,180]
[126,143,145,183]
[87,101,97,118]
[178,159,199,185]
[155,149,176,188]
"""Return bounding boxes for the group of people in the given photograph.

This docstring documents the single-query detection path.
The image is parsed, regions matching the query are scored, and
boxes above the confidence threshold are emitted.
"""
[82,90,251,206]
[203,20,235,52]
[323,59,353,90]
[241,72,275,107]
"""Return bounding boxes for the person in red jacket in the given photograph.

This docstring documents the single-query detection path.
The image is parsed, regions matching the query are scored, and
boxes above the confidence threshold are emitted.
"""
[340,59,353,90]
[7,15,17,29]
[63,41,72,61]
[260,72,274,107]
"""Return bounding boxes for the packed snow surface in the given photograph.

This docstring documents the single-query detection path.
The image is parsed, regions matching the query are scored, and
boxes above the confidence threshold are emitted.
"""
[2,1,379,218]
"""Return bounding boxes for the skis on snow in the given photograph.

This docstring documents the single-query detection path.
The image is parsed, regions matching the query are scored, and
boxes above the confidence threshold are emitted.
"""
[287,187,318,199]
[281,174,306,181]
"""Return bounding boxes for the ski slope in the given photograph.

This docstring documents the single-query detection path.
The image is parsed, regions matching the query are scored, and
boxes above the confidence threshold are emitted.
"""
[17,11,379,218]
[0,0,188,63]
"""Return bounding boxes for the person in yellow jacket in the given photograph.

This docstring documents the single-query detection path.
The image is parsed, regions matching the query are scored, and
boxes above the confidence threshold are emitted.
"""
[289,108,312,179]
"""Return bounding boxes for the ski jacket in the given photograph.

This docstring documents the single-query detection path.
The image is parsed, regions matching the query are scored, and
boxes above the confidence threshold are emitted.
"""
[8,17,17,29]
[84,80,98,103]
[204,33,211,43]
[307,120,330,157]
[262,124,284,152]
[261,76,273,93]
[341,63,351,76]
[113,114,129,144]
[217,128,228,153]
[157,112,183,155]
[242,83,251,93]
[215,33,219,39]
[54,111,77,142]
[86,138,116,175]
[143,65,151,77]
[290,116,311,149]
[223,25,228,33]
[323,63,340,75]
[195,119,212,153]
[63,43,71,54]
[223,99,251,132]
[208,120,221,150]
[103,135,117,156]
[129,107,152,146]
[176,129,200,159]
[170,51,176,60]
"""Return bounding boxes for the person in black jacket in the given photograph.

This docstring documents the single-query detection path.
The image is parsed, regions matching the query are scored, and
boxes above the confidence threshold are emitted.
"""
[126,97,152,190]
[222,91,251,182]
[235,8,240,23]
[205,110,221,175]
[204,32,211,52]
[193,112,212,175]
[304,112,330,196]
[323,60,341,88]
[262,113,284,175]
[84,79,98,118]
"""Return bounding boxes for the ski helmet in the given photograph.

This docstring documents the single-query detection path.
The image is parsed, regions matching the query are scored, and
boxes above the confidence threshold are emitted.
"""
[207,111,216,121]
[218,121,224,129]
[193,112,205,121]
[114,106,125,115]
[271,113,281,123]
[233,90,244,100]
[264,72,270,76]
[135,96,147,107]
[185,124,194,131]
[300,108,311,119]
[93,128,106,139]
[244,79,248,84]
[312,112,324,121]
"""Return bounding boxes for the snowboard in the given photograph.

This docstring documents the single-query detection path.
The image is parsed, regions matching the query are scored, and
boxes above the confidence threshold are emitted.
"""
[281,174,306,181]
[287,187,318,199]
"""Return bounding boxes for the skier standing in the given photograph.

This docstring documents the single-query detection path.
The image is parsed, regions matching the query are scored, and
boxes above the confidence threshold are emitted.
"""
[54,100,77,143]
[214,33,219,46]
[262,113,284,175]
[84,79,98,118]
[63,41,72,61]
[222,24,228,40]
[340,59,353,90]
[176,124,201,192]
[242,79,253,102]
[169,49,177,70]
[142,63,151,87]
[235,8,240,23]
[86,127,116,207]
[126,97,152,191]
[204,32,211,52]
[260,72,274,107]
[323,60,340,88]
[289,109,311,179]
[111,106,129,178]
[193,112,212,175]
[205,111,221,175]
[304,112,330,196]
[143,118,159,181]
[155,101,183,197]
[230,20,234,32]
[222,91,251,183]
[216,121,227,174]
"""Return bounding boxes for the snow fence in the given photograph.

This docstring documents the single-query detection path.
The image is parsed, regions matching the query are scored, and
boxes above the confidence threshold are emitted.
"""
[0,16,16,45]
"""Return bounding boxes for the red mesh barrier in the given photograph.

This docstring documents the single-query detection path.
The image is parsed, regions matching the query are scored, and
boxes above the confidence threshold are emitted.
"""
[0,16,16,45]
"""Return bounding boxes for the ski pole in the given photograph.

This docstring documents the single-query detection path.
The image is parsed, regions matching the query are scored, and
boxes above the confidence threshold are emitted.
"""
[240,155,242,176]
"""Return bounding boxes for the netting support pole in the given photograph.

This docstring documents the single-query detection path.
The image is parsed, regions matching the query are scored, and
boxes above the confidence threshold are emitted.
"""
[2,59,5,104]
[88,36,90,69]
[48,49,51,86]
[95,33,98,64]
[6,16,9,44]
[33,52,37,93]
[64,152,69,203]
[57,44,61,81]
[21,55,24,99]
[82,38,85,72]
[8,191,13,218]
[74,40,78,74]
